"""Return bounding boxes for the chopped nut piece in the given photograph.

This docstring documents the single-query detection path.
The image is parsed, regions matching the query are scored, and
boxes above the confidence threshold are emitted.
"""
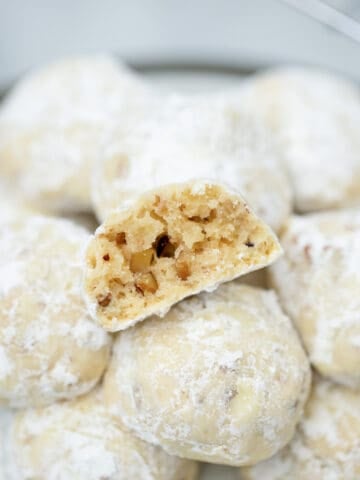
[189,216,203,223]
[115,232,126,245]
[176,261,191,280]
[130,249,154,273]
[154,234,176,258]
[97,292,112,307]
[135,272,158,293]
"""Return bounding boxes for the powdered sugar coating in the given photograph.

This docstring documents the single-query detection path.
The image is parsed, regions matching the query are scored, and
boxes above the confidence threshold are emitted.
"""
[240,377,360,480]
[0,214,111,407]
[0,55,152,212]
[92,94,291,232]
[240,67,360,212]
[7,389,199,480]
[269,209,360,388]
[104,283,310,466]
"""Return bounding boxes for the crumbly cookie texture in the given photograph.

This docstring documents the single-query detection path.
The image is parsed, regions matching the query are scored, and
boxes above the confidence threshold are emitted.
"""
[84,181,282,331]
[7,389,199,480]
[269,209,360,388]
[0,55,152,213]
[104,283,311,466]
[91,94,291,232]
[240,67,360,212]
[0,215,111,408]
[240,377,360,480]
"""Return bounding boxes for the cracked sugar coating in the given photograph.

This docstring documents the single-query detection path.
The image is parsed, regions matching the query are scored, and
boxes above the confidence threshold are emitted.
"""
[7,389,199,480]
[104,283,311,466]
[0,214,111,408]
[0,54,152,212]
[91,94,291,232]
[84,180,282,331]
[240,67,360,212]
[269,209,360,388]
[240,377,360,480]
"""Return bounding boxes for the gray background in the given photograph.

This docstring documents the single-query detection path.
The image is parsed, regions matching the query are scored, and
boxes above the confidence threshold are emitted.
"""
[1,0,360,86]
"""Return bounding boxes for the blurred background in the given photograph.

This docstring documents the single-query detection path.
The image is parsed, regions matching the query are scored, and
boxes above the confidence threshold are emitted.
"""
[1,0,360,90]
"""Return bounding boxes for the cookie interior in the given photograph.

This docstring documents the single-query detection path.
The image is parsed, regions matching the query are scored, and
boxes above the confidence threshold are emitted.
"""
[85,183,279,330]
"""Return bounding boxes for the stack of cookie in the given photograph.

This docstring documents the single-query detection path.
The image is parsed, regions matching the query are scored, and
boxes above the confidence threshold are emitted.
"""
[0,56,359,480]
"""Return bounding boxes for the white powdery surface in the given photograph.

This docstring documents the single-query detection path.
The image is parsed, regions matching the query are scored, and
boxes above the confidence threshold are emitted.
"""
[104,283,310,466]
[6,389,198,480]
[92,94,291,232]
[0,408,17,480]
[270,208,360,388]
[239,66,360,212]
[0,214,111,408]
[241,377,360,480]
[0,54,153,212]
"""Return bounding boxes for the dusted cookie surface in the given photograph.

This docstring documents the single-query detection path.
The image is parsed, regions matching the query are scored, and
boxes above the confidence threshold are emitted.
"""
[85,181,282,331]
[240,67,360,212]
[240,377,360,480]
[7,389,199,480]
[270,209,360,388]
[0,55,151,212]
[104,283,311,466]
[92,95,291,232]
[0,215,111,407]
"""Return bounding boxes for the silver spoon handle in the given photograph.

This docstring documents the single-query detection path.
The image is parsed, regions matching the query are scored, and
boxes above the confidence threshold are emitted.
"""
[280,0,360,44]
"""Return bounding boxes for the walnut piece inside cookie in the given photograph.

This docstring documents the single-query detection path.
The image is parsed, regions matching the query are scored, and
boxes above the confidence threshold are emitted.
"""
[84,181,282,331]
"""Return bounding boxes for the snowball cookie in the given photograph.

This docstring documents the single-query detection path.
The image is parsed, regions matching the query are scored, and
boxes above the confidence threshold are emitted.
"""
[84,180,282,331]
[7,389,199,480]
[240,67,360,212]
[0,214,111,408]
[269,209,360,388]
[91,94,291,232]
[0,55,152,212]
[240,377,360,480]
[104,283,311,465]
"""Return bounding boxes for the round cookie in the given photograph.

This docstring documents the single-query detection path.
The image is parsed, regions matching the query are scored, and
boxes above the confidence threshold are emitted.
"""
[7,389,199,480]
[84,180,282,331]
[104,283,311,465]
[240,67,360,212]
[91,94,291,232]
[269,209,360,388]
[0,214,111,407]
[0,55,152,212]
[240,377,360,480]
